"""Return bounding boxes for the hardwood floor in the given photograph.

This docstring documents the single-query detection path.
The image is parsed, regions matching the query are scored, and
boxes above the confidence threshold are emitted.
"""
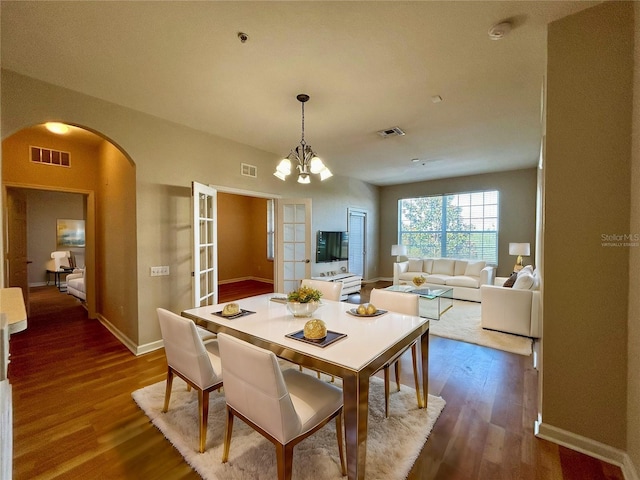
[8,283,623,480]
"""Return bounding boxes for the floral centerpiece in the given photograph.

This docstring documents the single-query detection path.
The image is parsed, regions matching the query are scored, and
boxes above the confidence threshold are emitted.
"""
[287,286,322,303]
[287,286,322,317]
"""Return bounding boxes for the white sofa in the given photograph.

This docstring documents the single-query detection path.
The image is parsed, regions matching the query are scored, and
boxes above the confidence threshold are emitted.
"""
[480,265,540,338]
[66,268,86,301]
[393,258,496,302]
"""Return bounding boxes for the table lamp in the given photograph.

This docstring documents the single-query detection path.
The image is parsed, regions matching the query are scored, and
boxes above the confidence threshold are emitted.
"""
[391,244,407,262]
[509,242,530,272]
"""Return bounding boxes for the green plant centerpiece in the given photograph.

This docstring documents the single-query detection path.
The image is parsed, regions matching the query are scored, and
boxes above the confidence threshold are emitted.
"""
[287,286,322,317]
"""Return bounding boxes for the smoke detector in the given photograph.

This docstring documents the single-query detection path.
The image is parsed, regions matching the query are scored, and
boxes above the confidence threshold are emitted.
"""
[377,126,406,138]
[488,21,512,40]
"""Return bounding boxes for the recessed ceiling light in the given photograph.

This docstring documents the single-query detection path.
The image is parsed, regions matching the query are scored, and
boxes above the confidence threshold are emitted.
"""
[411,158,420,163]
[45,122,70,134]
[431,95,443,103]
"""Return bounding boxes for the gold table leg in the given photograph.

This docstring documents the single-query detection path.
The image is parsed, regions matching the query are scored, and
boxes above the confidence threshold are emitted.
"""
[342,373,369,480]
[420,328,429,408]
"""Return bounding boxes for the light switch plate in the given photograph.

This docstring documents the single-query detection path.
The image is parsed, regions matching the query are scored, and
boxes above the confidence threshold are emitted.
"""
[150,266,170,276]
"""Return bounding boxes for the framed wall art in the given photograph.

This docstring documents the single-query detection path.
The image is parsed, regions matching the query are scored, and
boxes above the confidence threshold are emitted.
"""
[56,219,85,248]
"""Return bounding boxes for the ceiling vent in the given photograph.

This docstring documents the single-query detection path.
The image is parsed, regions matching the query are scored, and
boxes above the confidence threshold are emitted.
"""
[377,126,405,138]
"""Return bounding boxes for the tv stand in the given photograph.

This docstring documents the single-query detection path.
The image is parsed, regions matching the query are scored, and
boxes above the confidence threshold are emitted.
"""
[311,273,362,301]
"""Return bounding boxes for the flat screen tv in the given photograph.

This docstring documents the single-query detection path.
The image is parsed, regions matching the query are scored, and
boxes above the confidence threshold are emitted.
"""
[316,231,349,263]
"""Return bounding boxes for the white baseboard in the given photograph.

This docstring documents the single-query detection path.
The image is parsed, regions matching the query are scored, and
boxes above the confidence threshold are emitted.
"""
[623,457,640,480]
[360,277,391,284]
[97,314,163,356]
[96,314,138,355]
[377,277,393,283]
[136,339,164,355]
[536,421,639,480]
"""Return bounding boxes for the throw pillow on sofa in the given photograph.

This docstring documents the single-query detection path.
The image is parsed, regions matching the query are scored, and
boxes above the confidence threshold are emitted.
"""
[454,260,468,276]
[432,259,455,276]
[503,272,518,288]
[408,259,423,272]
[464,261,486,277]
[513,269,535,289]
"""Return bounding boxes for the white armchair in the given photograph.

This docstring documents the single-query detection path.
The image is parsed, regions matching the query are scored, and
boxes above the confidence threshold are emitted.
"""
[480,285,540,338]
[66,268,86,301]
[51,251,71,271]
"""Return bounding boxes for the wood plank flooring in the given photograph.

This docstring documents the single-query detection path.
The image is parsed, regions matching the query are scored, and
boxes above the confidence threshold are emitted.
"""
[8,283,623,480]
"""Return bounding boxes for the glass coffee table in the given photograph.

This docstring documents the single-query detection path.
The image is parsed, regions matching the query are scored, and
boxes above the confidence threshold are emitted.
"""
[384,284,453,320]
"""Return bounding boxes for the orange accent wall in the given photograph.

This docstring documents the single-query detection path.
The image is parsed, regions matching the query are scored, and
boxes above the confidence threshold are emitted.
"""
[3,129,100,191]
[217,193,273,282]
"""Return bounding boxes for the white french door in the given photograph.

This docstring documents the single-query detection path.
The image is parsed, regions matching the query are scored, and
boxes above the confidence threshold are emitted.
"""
[275,198,312,294]
[191,181,218,307]
[348,208,366,277]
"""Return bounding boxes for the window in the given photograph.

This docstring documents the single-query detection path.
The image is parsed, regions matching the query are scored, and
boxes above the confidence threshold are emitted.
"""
[266,199,275,260]
[398,190,499,264]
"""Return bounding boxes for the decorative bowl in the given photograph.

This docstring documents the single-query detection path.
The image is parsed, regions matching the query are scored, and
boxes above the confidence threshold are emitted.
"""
[412,276,426,287]
[287,301,320,318]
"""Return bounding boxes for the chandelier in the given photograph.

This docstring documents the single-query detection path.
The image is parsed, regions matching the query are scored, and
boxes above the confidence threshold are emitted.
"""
[273,94,333,184]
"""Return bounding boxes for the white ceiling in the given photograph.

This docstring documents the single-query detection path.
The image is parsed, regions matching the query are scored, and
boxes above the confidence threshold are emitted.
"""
[1,1,599,186]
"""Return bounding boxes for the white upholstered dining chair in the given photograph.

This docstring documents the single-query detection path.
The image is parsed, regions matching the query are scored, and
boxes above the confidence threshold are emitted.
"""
[157,308,223,453]
[301,278,344,302]
[300,279,343,380]
[217,333,346,480]
[369,288,422,417]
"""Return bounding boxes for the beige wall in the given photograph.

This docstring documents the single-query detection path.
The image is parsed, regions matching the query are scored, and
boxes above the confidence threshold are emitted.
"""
[96,141,138,342]
[628,1,640,473]
[378,168,537,278]
[217,193,273,282]
[0,69,379,348]
[545,1,633,451]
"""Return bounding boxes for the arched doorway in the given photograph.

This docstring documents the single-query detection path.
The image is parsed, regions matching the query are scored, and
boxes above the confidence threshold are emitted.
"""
[2,123,137,336]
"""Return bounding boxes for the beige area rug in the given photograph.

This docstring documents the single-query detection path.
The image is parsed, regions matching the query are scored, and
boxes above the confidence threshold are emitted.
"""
[133,375,445,480]
[430,300,533,356]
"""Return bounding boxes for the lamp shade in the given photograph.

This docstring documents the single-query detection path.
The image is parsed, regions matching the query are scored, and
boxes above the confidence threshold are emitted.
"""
[508,242,530,256]
[391,244,407,256]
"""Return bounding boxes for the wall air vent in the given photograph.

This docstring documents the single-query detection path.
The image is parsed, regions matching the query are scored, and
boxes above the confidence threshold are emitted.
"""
[30,146,70,167]
[241,163,257,178]
[376,126,406,138]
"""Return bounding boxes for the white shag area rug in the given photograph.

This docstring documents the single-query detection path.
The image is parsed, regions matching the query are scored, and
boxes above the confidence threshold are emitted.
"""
[133,375,445,480]
[430,300,532,356]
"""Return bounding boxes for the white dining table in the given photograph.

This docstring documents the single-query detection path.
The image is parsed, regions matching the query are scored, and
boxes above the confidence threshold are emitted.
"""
[182,293,429,480]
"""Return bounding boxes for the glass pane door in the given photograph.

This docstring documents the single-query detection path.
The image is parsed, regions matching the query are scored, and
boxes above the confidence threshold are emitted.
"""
[276,198,311,294]
[192,181,218,307]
